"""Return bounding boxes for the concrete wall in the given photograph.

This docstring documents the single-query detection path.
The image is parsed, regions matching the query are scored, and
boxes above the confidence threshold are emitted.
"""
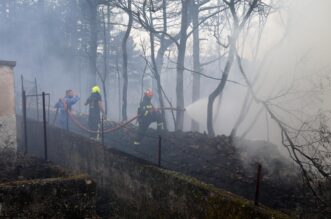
[0,60,17,149]
[0,61,16,116]
[18,119,291,219]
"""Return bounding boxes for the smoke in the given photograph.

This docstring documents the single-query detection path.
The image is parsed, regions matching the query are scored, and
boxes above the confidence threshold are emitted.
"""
[0,1,142,120]
[184,0,331,162]
[254,0,331,140]
[0,1,84,110]
[1,0,330,145]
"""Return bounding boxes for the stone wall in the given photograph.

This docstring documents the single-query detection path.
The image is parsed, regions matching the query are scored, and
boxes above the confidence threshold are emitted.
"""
[0,146,98,218]
[0,175,97,218]
[18,119,291,219]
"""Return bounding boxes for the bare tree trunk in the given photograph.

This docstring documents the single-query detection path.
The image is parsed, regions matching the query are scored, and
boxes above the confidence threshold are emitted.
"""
[207,0,258,136]
[102,7,109,116]
[191,0,200,131]
[116,55,121,120]
[207,44,236,136]
[175,0,190,131]
[121,0,133,121]
[149,2,168,130]
[151,0,178,130]
[211,0,224,123]
[154,0,169,74]
[87,0,98,88]
[136,0,180,128]
[68,0,80,91]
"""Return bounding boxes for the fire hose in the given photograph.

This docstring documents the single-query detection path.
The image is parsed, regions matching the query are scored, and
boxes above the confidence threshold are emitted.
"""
[67,107,185,134]
[68,111,138,134]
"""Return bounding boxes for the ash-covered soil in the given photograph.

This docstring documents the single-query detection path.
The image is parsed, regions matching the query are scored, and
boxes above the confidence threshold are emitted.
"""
[0,147,68,183]
[39,113,306,210]
[102,125,303,210]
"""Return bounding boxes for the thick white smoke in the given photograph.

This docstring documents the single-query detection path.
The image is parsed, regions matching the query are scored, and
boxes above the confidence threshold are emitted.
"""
[186,0,331,157]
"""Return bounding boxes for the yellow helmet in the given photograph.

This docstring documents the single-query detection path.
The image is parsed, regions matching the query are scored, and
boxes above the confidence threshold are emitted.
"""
[92,85,101,93]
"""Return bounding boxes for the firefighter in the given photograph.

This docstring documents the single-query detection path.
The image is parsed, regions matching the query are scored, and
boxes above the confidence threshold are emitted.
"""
[134,88,163,145]
[85,85,105,137]
[54,89,80,128]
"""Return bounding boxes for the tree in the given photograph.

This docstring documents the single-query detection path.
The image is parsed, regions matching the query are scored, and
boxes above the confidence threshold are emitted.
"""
[121,0,133,121]
[191,0,201,131]
[230,5,282,140]
[133,0,183,129]
[147,0,169,130]
[207,0,260,136]
[98,5,111,117]
[175,0,190,131]
[86,0,99,89]
[235,51,331,214]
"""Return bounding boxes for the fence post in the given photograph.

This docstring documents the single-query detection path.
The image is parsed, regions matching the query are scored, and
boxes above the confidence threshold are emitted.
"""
[66,110,69,130]
[158,136,162,167]
[42,92,48,161]
[35,77,39,121]
[254,163,262,206]
[20,75,24,93]
[47,94,50,125]
[22,90,28,155]
[101,115,105,147]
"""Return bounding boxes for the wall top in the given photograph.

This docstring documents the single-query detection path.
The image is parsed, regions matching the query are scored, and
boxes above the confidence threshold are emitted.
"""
[0,60,16,67]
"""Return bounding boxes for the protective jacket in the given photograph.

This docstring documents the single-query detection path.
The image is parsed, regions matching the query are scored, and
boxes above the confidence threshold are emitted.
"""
[85,92,102,132]
[138,96,154,118]
[136,96,162,142]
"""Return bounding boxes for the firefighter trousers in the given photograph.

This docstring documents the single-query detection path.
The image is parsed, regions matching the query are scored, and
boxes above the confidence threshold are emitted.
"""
[136,111,163,142]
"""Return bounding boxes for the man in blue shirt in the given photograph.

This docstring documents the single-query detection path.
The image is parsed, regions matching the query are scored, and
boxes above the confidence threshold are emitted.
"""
[55,89,80,128]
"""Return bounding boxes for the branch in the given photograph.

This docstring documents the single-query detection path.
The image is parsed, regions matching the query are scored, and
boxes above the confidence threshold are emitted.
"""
[167,58,246,86]
[235,49,330,205]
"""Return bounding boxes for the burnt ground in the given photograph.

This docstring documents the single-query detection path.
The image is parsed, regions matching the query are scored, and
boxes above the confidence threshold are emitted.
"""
[0,146,68,183]
[107,126,304,210]
[21,110,314,214]
[53,115,305,211]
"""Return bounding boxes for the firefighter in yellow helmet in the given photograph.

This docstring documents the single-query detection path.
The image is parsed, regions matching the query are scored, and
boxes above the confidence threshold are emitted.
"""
[85,85,105,136]
[134,88,163,145]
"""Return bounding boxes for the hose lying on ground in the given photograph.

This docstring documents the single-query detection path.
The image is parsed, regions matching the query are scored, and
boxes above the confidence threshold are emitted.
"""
[67,111,138,134]
[66,107,185,134]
